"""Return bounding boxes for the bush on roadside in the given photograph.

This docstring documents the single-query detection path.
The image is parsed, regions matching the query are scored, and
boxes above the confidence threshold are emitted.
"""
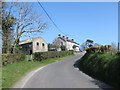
[33,51,74,61]
[79,52,120,88]
[85,45,114,53]
[2,53,26,65]
[60,45,67,51]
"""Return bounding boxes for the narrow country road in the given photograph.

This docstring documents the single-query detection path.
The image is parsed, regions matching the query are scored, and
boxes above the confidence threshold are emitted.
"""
[15,52,113,89]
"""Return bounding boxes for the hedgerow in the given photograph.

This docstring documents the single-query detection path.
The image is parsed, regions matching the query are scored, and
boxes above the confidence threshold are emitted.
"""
[2,53,26,65]
[2,50,74,65]
[33,51,74,61]
[79,52,120,88]
[85,45,113,53]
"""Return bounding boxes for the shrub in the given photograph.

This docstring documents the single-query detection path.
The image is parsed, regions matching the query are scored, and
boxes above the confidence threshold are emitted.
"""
[117,52,120,55]
[60,45,67,51]
[2,53,26,65]
[85,45,114,53]
[33,51,74,61]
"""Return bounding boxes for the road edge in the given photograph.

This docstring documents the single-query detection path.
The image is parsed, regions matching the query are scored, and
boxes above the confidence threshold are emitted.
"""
[13,66,46,88]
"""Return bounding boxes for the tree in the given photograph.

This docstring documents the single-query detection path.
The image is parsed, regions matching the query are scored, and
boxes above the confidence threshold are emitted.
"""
[86,39,94,48]
[48,43,59,51]
[60,45,66,51]
[1,2,16,53]
[2,2,47,53]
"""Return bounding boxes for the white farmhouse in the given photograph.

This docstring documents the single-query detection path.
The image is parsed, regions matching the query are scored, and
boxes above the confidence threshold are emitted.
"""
[19,37,48,54]
[53,35,80,52]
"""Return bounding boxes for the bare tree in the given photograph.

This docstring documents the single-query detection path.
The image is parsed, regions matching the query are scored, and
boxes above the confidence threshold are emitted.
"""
[4,2,47,53]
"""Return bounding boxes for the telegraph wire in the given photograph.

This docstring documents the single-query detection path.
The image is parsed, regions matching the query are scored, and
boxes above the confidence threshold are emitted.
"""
[37,0,79,41]
[37,0,65,35]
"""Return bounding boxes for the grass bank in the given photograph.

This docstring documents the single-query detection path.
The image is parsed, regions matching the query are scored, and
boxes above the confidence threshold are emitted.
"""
[79,52,120,88]
[2,54,74,88]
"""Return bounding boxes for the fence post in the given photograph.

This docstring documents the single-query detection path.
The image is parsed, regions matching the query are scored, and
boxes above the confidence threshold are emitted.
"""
[31,54,33,61]
[118,42,120,52]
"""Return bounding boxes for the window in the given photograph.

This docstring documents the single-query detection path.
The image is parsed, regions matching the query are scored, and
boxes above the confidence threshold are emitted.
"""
[61,42,63,45]
[36,42,39,46]
[42,43,45,47]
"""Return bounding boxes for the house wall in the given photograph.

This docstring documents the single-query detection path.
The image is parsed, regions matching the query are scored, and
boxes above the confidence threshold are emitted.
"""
[75,47,80,52]
[74,43,80,52]
[66,41,80,51]
[66,41,74,50]
[53,36,80,51]
[53,38,66,51]
[55,38,66,46]
[32,38,48,53]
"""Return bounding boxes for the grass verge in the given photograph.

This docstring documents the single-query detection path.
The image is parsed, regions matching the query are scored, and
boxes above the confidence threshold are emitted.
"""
[2,54,74,88]
[79,52,120,88]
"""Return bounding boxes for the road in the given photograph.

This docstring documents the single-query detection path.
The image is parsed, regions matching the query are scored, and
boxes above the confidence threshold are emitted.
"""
[15,52,113,89]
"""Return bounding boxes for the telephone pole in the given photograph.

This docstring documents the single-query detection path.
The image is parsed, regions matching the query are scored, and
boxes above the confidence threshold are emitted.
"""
[118,1,120,52]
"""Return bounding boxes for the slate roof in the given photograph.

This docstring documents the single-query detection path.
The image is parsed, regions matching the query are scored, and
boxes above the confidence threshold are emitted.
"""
[58,36,79,45]
[19,37,47,45]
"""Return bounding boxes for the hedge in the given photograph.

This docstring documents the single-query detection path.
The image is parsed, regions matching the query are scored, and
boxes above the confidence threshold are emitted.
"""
[79,52,120,88]
[33,51,74,61]
[85,45,113,53]
[2,53,26,66]
[2,50,74,65]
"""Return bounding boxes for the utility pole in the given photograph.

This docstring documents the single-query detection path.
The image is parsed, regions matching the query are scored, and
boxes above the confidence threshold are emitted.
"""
[118,42,119,52]
[118,1,120,52]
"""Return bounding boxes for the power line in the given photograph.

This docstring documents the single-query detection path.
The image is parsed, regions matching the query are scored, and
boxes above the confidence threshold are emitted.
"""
[37,0,65,35]
[37,0,79,42]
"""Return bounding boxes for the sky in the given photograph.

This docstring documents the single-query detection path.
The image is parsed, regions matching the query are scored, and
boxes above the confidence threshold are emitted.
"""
[3,0,120,2]
[20,2,118,45]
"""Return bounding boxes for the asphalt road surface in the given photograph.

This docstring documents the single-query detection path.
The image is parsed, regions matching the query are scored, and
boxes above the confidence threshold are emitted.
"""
[15,52,113,89]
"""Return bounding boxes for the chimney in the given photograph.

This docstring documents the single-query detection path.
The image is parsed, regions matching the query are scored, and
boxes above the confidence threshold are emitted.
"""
[58,34,61,37]
[66,37,68,40]
[71,39,74,42]
[62,36,65,38]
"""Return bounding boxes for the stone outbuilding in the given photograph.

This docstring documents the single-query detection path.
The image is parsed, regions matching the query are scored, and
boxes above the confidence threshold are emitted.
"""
[19,37,48,54]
